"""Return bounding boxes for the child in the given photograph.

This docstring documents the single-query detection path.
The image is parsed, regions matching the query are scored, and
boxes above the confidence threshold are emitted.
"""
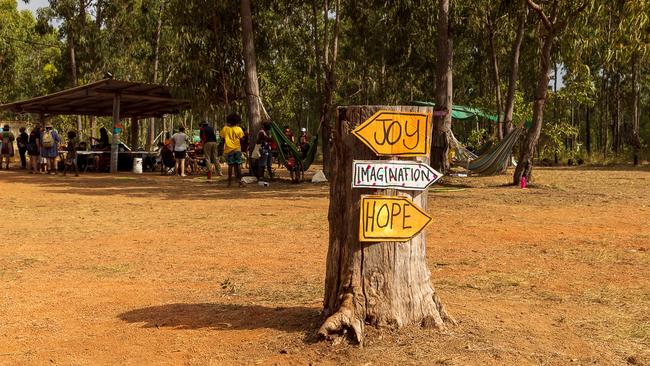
[220,113,245,187]
[286,156,303,184]
[64,130,79,176]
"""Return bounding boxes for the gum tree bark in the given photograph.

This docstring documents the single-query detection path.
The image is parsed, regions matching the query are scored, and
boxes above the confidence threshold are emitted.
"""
[431,0,453,174]
[503,5,526,134]
[513,0,586,184]
[320,105,454,345]
[486,13,503,140]
[240,0,262,140]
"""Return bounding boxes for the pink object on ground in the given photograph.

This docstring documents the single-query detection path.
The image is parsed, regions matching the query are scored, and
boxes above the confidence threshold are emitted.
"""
[520,176,527,189]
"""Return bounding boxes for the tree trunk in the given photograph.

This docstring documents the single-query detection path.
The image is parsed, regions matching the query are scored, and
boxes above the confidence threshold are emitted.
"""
[504,6,526,133]
[585,106,591,159]
[68,35,83,137]
[148,0,165,150]
[602,69,609,158]
[431,0,453,174]
[631,54,641,165]
[513,28,554,185]
[130,117,139,149]
[240,0,262,147]
[486,15,503,140]
[320,105,454,345]
[318,0,340,177]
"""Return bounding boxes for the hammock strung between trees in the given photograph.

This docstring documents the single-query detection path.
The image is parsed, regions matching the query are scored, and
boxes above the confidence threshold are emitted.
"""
[257,97,320,172]
[465,126,523,175]
[269,121,319,172]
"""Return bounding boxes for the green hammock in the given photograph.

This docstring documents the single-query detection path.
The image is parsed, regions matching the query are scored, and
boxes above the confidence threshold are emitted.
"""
[268,122,319,172]
[467,127,523,175]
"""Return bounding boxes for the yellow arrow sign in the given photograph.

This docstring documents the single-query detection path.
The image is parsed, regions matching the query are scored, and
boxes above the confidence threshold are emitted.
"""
[359,195,432,242]
[352,110,431,156]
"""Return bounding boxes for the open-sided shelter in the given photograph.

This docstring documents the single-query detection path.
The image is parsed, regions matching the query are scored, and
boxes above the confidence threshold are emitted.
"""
[0,79,191,173]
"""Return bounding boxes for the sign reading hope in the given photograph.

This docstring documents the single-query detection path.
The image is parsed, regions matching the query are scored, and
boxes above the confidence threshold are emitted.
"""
[352,110,431,156]
[359,195,433,242]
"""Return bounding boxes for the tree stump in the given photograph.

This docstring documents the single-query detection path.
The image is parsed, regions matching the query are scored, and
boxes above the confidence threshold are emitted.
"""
[320,105,454,344]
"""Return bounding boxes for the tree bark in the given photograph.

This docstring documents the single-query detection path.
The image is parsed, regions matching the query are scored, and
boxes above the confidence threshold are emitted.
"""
[503,6,526,134]
[320,105,454,345]
[148,0,165,150]
[318,0,340,178]
[513,16,555,184]
[431,0,453,174]
[585,106,591,159]
[240,0,262,146]
[631,53,641,165]
[130,117,139,150]
[486,14,503,140]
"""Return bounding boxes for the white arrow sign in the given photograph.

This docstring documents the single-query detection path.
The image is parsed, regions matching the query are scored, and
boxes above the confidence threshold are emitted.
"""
[352,160,442,191]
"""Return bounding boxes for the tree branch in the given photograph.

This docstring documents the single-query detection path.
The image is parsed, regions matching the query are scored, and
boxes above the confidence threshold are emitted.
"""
[526,0,552,29]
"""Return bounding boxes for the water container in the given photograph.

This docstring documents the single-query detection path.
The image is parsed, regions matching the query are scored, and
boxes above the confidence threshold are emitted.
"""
[132,157,143,174]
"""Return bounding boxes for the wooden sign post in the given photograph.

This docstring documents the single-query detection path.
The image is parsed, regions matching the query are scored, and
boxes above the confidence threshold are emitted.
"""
[320,106,454,344]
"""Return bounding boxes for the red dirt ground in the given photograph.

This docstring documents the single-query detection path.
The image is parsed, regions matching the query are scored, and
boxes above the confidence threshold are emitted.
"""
[1,165,648,365]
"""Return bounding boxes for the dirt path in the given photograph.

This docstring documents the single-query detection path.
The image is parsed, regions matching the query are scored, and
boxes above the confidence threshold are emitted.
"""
[0,167,648,365]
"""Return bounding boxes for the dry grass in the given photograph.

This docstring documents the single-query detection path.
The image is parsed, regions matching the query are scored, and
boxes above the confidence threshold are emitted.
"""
[0,166,648,365]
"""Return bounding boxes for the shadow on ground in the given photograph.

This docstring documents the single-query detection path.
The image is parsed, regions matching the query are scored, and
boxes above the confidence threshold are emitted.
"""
[0,170,329,201]
[118,303,321,333]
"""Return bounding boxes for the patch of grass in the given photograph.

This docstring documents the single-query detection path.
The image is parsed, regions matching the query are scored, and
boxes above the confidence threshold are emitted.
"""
[537,291,565,303]
[220,278,238,294]
[630,322,650,346]
[85,263,130,276]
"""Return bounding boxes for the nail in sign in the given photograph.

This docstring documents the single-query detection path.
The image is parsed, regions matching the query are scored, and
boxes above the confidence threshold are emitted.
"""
[359,195,433,242]
[353,160,442,191]
[352,110,431,157]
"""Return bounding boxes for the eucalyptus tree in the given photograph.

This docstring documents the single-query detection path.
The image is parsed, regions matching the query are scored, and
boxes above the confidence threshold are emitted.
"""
[0,0,61,105]
[431,0,453,173]
[513,0,587,185]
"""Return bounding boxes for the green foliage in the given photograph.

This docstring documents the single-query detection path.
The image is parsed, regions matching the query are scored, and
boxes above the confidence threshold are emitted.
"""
[0,0,61,104]
[0,0,648,163]
[541,120,579,161]
[467,128,489,151]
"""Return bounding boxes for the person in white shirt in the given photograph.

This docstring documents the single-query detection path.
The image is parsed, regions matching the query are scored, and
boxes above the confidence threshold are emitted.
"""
[171,126,189,177]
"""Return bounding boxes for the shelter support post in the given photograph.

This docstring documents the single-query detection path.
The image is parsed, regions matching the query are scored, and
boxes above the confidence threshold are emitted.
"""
[110,93,121,173]
[39,112,45,128]
[131,117,139,150]
[91,116,97,139]
[147,117,155,150]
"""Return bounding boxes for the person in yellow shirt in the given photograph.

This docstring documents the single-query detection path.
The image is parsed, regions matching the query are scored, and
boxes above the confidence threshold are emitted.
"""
[220,113,245,187]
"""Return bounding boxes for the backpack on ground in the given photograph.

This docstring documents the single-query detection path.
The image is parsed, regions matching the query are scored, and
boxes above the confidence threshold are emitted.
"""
[42,130,54,148]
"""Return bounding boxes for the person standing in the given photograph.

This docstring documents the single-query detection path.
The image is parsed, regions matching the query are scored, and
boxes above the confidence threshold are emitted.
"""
[0,124,15,169]
[220,113,245,187]
[16,127,28,169]
[27,127,41,174]
[171,126,189,177]
[299,127,310,155]
[41,123,60,174]
[200,120,221,180]
[257,122,274,181]
[64,130,80,176]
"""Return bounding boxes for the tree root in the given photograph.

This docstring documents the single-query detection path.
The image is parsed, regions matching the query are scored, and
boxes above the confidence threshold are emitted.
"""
[422,292,457,329]
[318,293,364,345]
[434,292,457,326]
